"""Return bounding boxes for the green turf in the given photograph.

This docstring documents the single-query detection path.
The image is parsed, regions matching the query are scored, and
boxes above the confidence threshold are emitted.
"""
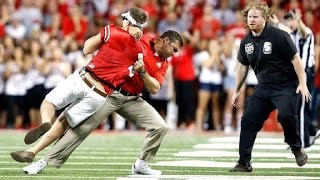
[0,131,319,179]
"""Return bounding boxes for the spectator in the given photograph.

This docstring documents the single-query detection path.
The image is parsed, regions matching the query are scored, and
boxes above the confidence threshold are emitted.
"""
[61,5,88,44]
[195,39,224,131]
[43,0,61,38]
[170,34,196,130]
[193,5,222,41]
[158,11,186,34]
[16,0,43,37]
[5,13,27,40]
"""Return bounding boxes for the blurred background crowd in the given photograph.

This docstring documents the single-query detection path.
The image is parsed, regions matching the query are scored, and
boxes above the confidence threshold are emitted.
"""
[0,0,319,133]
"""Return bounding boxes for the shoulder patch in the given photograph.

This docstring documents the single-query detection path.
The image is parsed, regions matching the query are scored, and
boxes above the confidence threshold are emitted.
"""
[245,43,254,55]
[263,42,272,54]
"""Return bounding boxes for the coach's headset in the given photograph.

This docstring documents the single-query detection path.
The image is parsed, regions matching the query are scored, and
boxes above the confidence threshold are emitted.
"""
[121,11,143,30]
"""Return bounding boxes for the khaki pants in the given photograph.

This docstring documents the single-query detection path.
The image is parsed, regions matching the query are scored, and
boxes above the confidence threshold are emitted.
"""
[44,91,169,168]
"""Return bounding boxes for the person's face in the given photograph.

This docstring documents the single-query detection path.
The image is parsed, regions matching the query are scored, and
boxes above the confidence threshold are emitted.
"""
[247,9,266,33]
[285,18,297,31]
[155,37,180,59]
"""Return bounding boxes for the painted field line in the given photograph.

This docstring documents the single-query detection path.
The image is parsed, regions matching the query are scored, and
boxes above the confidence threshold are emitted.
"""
[0,146,181,151]
[3,160,320,168]
[156,160,320,168]
[1,176,114,179]
[194,143,320,150]
[118,175,320,180]
[0,156,190,161]
[0,167,222,173]
[2,167,319,175]
[175,150,320,158]
[0,162,133,165]
[209,137,320,145]
[209,137,285,143]
[0,167,131,171]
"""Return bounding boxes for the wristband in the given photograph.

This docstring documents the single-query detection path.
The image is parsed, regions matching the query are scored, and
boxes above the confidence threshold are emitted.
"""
[139,69,146,75]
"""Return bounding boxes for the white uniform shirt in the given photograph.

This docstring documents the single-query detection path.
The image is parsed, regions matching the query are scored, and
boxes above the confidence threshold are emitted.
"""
[194,50,222,84]
[5,63,27,96]
[290,28,315,69]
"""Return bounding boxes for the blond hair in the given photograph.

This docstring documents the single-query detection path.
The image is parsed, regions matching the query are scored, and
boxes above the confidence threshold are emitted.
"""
[242,1,273,24]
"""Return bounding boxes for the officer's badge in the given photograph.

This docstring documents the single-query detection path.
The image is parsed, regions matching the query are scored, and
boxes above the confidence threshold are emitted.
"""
[263,42,272,54]
[245,43,254,55]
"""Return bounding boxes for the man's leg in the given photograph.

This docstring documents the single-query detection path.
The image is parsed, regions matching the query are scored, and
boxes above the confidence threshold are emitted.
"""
[117,96,168,175]
[43,97,119,168]
[273,93,307,166]
[231,94,275,172]
[24,72,82,144]
[11,111,69,163]
[239,95,274,163]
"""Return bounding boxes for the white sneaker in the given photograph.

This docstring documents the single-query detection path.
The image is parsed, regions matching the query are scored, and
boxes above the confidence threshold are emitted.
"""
[132,163,162,175]
[23,158,47,174]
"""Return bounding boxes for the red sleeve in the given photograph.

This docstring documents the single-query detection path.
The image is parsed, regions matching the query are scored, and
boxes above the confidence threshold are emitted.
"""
[100,25,111,43]
[193,19,201,31]
[152,61,169,85]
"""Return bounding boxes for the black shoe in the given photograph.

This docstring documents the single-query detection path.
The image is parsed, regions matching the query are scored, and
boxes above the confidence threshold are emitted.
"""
[292,149,308,166]
[230,163,253,172]
[24,122,52,145]
[10,150,35,163]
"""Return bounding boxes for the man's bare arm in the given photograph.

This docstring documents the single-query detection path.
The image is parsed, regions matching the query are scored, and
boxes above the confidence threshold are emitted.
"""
[140,72,161,95]
[83,33,102,55]
[231,62,249,107]
[235,62,249,94]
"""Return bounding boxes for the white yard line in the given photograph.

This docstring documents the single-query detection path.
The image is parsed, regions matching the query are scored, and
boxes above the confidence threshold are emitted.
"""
[118,175,320,180]
[155,160,320,168]
[1,176,113,179]
[175,150,320,158]
[194,143,320,150]
[209,137,320,145]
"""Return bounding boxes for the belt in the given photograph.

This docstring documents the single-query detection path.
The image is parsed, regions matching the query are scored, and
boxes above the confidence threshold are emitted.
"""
[82,67,137,96]
[81,75,108,98]
[115,88,137,96]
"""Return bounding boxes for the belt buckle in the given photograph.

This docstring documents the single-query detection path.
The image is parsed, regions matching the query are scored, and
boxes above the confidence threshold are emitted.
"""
[118,88,129,96]
[79,67,86,76]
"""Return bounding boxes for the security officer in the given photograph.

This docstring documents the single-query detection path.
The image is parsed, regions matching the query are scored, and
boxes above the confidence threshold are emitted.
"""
[230,2,311,172]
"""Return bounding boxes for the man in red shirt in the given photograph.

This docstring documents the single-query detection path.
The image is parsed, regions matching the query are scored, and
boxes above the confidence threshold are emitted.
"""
[19,7,146,145]
[13,29,183,175]
[10,5,145,166]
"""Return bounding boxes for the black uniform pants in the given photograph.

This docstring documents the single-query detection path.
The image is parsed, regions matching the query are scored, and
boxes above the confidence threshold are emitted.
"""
[238,87,302,164]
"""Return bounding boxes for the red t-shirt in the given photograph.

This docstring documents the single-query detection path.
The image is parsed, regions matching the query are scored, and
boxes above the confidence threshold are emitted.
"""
[225,24,246,40]
[85,25,141,93]
[120,36,169,95]
[194,18,222,39]
[61,16,88,43]
[170,44,195,81]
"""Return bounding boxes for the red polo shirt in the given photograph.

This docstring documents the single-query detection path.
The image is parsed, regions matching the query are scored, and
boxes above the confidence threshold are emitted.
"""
[194,18,222,40]
[121,36,169,95]
[85,25,141,94]
[170,44,195,81]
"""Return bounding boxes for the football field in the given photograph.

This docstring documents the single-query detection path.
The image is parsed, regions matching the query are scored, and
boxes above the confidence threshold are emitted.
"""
[0,130,320,179]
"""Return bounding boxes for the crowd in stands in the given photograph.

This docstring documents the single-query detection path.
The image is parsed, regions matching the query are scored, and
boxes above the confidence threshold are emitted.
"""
[0,0,319,132]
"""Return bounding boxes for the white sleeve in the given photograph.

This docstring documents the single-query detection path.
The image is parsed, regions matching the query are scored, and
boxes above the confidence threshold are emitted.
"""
[103,25,111,43]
